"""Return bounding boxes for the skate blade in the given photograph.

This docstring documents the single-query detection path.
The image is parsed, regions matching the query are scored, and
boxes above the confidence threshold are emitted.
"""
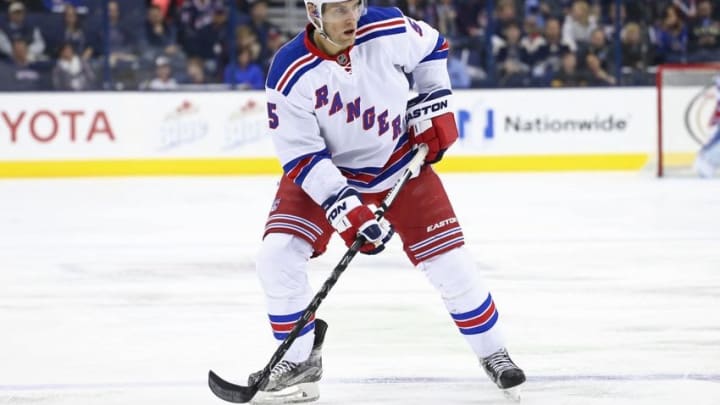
[502,386,522,402]
[250,382,319,404]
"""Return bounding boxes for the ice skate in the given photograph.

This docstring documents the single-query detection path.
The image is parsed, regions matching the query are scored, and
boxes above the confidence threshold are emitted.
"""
[249,319,327,404]
[481,347,526,402]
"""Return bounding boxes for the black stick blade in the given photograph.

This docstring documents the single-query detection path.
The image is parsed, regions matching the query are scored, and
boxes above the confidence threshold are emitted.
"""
[208,370,259,403]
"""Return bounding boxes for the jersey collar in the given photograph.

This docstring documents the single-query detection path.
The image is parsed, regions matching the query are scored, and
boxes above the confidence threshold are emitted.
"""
[304,24,353,67]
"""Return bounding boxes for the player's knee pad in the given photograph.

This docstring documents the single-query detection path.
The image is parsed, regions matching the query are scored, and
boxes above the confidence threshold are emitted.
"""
[256,233,314,298]
[418,247,481,300]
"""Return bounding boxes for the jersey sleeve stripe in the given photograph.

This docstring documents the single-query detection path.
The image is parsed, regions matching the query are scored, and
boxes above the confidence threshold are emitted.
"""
[294,153,327,185]
[355,25,406,46]
[356,18,406,36]
[420,35,449,63]
[283,149,332,186]
[285,155,313,180]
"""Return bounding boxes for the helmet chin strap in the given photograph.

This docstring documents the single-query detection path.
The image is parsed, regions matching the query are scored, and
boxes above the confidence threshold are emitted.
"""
[312,19,346,50]
[316,28,345,49]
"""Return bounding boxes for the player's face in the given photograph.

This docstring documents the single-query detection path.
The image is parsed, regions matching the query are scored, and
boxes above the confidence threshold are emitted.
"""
[322,0,362,46]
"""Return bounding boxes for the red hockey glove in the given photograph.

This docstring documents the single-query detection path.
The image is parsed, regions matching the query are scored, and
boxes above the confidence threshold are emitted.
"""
[406,89,458,164]
[323,187,394,255]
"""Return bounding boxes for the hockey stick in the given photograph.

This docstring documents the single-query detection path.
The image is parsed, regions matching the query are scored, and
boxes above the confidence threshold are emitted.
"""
[208,144,429,403]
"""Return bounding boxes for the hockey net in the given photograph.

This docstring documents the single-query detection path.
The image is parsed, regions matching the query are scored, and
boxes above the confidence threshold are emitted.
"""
[656,63,720,177]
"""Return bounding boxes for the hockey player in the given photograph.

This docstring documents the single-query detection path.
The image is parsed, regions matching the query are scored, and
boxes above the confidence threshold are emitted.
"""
[250,0,526,402]
[694,75,720,178]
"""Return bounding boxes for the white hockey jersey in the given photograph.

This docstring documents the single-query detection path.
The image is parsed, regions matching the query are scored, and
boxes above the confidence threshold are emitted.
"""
[265,6,451,206]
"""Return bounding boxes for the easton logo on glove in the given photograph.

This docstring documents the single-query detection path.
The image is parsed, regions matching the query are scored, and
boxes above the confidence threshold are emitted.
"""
[326,202,347,222]
[405,98,450,121]
[406,89,458,164]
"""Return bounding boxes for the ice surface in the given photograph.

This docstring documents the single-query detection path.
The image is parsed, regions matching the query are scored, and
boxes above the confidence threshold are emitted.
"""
[1,173,719,404]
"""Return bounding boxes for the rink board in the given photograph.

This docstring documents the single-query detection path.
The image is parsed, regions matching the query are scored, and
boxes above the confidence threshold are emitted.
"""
[0,87,703,177]
[0,154,650,178]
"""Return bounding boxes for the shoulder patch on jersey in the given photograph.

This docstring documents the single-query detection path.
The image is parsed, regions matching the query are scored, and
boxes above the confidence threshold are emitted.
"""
[266,32,323,96]
[355,7,406,46]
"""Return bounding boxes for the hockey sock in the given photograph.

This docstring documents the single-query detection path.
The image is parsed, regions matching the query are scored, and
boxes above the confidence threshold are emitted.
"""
[419,247,505,358]
[257,233,316,363]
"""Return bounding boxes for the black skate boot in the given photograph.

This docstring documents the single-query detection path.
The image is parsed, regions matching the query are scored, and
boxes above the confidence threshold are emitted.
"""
[481,347,525,401]
[248,319,328,404]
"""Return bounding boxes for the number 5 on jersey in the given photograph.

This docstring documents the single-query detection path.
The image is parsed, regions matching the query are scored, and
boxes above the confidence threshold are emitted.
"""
[268,102,279,129]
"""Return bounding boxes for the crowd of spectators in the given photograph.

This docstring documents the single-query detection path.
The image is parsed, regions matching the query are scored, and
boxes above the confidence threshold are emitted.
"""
[0,0,718,91]
[434,0,720,87]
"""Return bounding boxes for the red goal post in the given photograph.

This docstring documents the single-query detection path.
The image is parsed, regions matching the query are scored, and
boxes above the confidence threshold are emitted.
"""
[656,63,720,177]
